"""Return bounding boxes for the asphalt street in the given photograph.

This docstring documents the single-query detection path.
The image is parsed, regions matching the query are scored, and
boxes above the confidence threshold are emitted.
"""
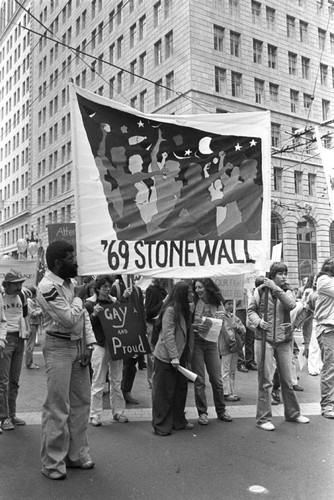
[1,332,333,500]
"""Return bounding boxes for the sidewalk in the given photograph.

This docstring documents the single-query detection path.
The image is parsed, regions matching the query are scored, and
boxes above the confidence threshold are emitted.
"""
[17,332,322,425]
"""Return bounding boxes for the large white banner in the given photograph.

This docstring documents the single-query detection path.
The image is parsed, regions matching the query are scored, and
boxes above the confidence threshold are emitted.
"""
[0,260,38,287]
[70,84,271,278]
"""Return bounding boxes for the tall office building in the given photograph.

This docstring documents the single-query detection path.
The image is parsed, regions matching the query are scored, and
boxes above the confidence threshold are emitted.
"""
[1,0,334,284]
[0,0,31,258]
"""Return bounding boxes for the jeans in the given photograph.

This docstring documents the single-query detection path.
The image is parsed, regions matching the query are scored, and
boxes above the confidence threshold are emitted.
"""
[318,331,334,412]
[255,339,301,424]
[191,335,226,417]
[121,357,137,395]
[220,352,238,396]
[90,345,125,419]
[0,332,24,420]
[41,335,91,474]
[25,324,38,367]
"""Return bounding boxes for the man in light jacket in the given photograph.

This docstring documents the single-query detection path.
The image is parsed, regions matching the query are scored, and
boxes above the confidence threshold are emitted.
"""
[37,241,96,480]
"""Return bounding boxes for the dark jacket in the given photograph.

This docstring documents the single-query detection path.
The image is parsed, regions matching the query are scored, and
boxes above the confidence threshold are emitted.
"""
[145,284,167,322]
[85,296,114,347]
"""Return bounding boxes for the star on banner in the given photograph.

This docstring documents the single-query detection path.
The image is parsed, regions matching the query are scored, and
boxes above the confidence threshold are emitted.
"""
[250,139,257,147]
[138,120,144,128]
[235,143,242,151]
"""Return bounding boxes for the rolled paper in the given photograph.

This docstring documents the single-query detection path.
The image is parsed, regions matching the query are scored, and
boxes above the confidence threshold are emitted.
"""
[177,365,197,382]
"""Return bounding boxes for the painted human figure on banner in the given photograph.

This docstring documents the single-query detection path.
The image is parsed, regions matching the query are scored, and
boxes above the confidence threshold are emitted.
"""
[78,95,263,242]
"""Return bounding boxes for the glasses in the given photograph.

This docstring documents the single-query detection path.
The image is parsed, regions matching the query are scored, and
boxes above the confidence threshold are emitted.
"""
[100,284,112,289]
[60,257,76,263]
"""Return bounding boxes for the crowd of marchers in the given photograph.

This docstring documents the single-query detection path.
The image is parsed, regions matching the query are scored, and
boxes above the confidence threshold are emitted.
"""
[0,242,333,481]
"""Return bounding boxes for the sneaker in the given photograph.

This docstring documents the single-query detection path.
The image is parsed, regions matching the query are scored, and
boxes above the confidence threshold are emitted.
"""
[271,397,279,406]
[27,363,39,370]
[124,393,139,405]
[322,409,334,419]
[41,467,66,480]
[11,416,26,426]
[257,421,275,431]
[90,417,102,427]
[272,389,281,403]
[237,364,249,373]
[198,414,209,425]
[293,385,304,392]
[1,418,14,431]
[113,413,129,423]
[225,394,240,402]
[184,422,194,430]
[288,415,309,424]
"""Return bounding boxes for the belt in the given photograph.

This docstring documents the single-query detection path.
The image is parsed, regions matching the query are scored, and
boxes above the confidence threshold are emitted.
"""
[7,331,20,335]
[46,331,71,340]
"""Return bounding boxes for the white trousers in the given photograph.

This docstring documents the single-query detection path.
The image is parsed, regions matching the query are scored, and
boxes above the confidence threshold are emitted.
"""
[90,345,126,419]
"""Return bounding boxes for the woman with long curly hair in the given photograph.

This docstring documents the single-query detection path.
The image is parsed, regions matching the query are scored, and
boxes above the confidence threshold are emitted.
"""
[151,281,194,436]
[191,278,232,425]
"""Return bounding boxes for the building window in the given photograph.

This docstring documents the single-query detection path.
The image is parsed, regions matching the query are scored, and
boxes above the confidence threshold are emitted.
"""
[266,6,275,29]
[165,31,173,58]
[154,1,162,27]
[215,67,226,93]
[322,99,330,121]
[294,170,303,194]
[154,39,162,65]
[139,15,146,40]
[231,71,242,97]
[117,36,123,59]
[290,89,299,113]
[109,43,115,63]
[130,23,136,48]
[269,83,279,104]
[288,52,297,75]
[229,0,239,15]
[251,1,261,25]
[273,167,283,191]
[230,31,240,57]
[139,52,146,75]
[130,59,137,84]
[117,71,123,93]
[253,39,263,64]
[117,2,123,24]
[301,57,310,79]
[287,15,296,38]
[271,214,283,258]
[130,96,137,108]
[214,25,224,51]
[268,44,277,69]
[254,79,264,104]
[166,71,174,99]
[155,79,163,106]
[165,0,172,18]
[109,77,115,99]
[139,90,147,112]
[320,64,328,85]
[271,123,280,148]
[300,21,308,43]
[303,93,312,111]
[297,217,317,282]
[308,173,316,196]
[318,28,326,50]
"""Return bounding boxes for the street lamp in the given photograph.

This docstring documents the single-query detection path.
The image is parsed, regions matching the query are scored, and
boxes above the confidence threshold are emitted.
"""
[17,227,40,259]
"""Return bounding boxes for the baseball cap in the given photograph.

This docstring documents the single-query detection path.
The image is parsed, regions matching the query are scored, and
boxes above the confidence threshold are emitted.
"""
[3,270,26,283]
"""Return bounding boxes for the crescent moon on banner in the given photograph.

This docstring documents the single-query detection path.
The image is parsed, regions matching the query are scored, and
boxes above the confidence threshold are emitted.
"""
[173,152,187,160]
[198,137,214,155]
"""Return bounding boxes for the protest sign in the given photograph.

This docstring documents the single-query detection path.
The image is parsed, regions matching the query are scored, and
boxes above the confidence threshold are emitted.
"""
[70,84,271,278]
[0,260,38,287]
[213,275,244,301]
[99,302,150,360]
[48,223,76,249]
